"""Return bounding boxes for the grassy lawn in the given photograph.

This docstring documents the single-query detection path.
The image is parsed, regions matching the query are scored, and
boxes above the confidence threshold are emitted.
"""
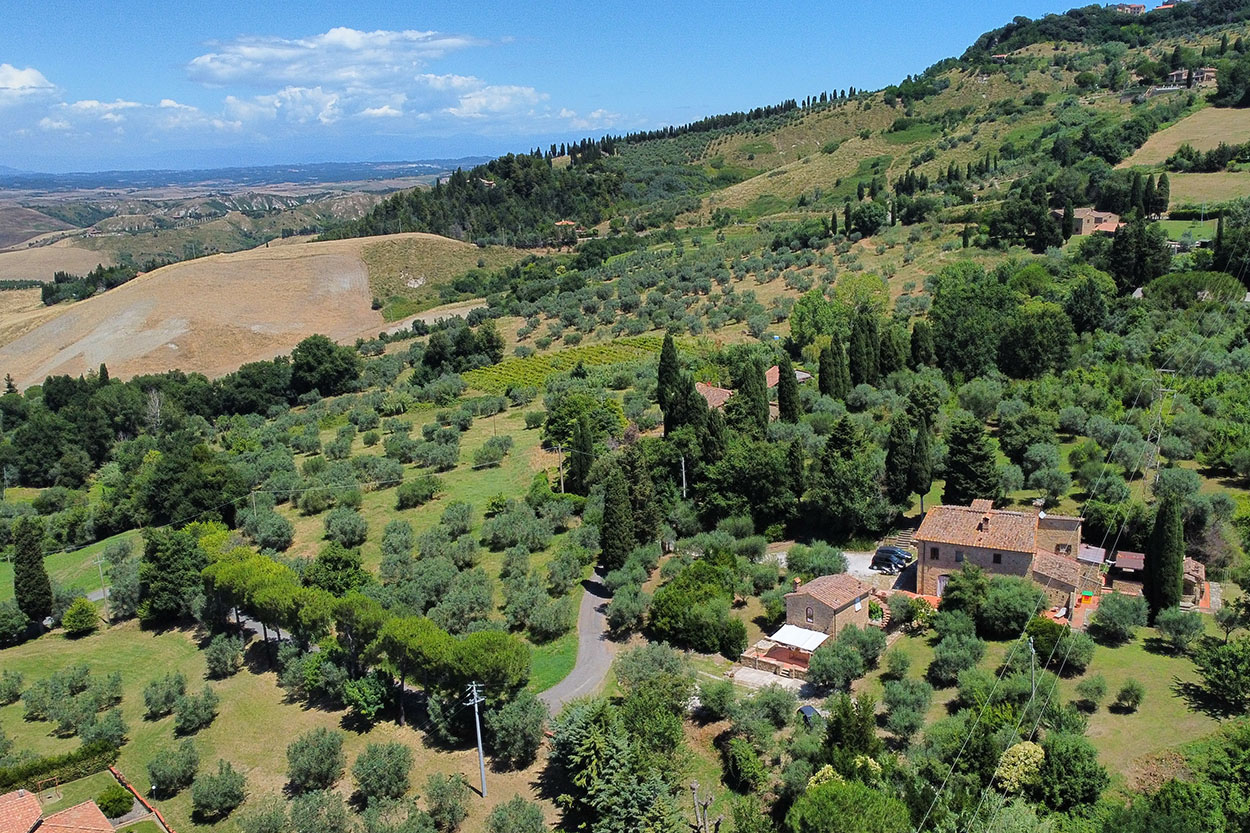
[0,530,142,603]
[853,619,1220,787]
[529,630,579,693]
[119,822,164,833]
[38,771,118,815]
[0,621,559,833]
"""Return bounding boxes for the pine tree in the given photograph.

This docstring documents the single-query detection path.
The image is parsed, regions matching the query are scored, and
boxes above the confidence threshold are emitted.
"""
[910,321,936,369]
[818,345,836,398]
[911,416,934,512]
[566,415,594,496]
[1145,497,1184,622]
[599,464,635,572]
[13,516,51,624]
[777,354,800,423]
[942,416,1000,507]
[656,333,680,413]
[884,412,914,506]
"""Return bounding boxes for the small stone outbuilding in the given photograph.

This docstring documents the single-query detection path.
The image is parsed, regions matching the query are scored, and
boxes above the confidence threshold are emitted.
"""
[784,573,873,637]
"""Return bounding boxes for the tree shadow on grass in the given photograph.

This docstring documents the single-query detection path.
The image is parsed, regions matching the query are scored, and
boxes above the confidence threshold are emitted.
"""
[1142,635,1179,656]
[1172,677,1240,719]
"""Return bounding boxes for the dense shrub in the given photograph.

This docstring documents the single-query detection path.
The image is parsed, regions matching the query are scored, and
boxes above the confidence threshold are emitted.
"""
[352,741,414,803]
[928,634,987,687]
[174,687,220,735]
[191,760,247,820]
[287,727,345,792]
[96,784,135,818]
[61,598,99,637]
[205,634,244,679]
[147,739,199,796]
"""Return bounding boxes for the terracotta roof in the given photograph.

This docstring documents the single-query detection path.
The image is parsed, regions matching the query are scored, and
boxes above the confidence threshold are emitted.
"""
[1032,551,1081,590]
[915,504,1038,553]
[1115,551,1145,571]
[694,382,733,410]
[1184,557,1206,583]
[786,573,871,611]
[38,801,113,833]
[763,365,813,388]
[0,789,41,833]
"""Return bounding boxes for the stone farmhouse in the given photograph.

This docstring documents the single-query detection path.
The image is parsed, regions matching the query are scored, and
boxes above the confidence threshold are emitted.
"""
[915,499,1101,610]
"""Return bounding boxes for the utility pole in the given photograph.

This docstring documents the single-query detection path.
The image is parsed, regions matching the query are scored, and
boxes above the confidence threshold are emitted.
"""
[556,446,565,493]
[465,682,487,798]
[94,555,108,620]
[1028,636,1036,702]
[680,454,687,499]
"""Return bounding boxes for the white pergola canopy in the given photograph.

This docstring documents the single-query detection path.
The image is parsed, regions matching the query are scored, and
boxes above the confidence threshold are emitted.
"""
[769,625,829,653]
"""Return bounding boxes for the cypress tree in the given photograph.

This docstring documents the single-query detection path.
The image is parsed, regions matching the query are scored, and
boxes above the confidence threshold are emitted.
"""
[942,415,1000,507]
[1144,176,1157,218]
[1145,497,1185,622]
[830,210,838,236]
[818,345,836,398]
[664,373,707,437]
[703,408,727,464]
[910,321,936,369]
[566,415,594,496]
[97,363,110,386]
[787,439,806,498]
[624,447,662,546]
[844,202,852,231]
[656,333,680,413]
[849,313,879,386]
[1154,173,1170,216]
[832,342,852,400]
[599,464,635,572]
[911,415,934,512]
[13,516,51,625]
[1061,201,1075,240]
[727,359,769,437]
[878,325,908,378]
[884,412,914,506]
[777,354,800,423]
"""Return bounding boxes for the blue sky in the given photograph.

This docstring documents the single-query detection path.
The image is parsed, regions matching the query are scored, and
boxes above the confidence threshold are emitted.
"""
[0,0,1069,172]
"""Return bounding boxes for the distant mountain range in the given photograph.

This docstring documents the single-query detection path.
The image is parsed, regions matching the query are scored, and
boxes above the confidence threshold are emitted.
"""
[0,158,491,192]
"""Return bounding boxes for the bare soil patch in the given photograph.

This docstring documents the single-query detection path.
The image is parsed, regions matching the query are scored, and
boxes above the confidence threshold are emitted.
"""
[1121,107,1250,167]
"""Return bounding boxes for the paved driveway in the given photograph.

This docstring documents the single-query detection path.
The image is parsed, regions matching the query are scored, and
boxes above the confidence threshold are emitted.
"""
[539,570,618,713]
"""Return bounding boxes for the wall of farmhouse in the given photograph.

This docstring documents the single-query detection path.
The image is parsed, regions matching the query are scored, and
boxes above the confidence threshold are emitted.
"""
[1036,517,1080,556]
[785,593,869,636]
[917,541,1031,597]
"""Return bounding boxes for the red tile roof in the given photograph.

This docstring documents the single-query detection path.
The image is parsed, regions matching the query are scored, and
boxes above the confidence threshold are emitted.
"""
[915,504,1039,553]
[786,573,872,611]
[0,789,41,833]
[1032,551,1082,590]
[38,801,113,833]
[763,365,812,388]
[695,382,733,410]
[1115,551,1145,571]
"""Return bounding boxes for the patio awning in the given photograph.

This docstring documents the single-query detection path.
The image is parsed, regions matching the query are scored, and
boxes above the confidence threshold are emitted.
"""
[769,625,830,653]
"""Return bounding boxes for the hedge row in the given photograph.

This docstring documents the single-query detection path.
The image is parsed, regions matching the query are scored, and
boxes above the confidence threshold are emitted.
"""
[0,741,120,792]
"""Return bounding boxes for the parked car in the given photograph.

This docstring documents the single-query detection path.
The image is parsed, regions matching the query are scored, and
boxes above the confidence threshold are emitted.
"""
[872,547,910,573]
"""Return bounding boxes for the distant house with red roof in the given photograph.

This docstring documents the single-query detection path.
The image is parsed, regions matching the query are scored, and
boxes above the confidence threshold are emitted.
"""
[694,382,734,410]
[0,789,41,833]
[764,365,813,388]
[1054,207,1122,236]
[38,802,113,833]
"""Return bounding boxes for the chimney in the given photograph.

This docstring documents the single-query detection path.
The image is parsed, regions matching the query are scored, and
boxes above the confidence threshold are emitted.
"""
[793,577,802,591]
[1031,498,1045,516]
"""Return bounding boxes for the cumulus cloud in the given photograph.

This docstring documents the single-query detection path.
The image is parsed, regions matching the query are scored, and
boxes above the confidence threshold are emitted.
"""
[187,27,481,89]
[0,64,57,106]
[360,104,403,118]
[447,84,547,118]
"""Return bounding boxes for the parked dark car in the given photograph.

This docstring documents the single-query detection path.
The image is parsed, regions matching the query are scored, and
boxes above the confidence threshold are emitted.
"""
[872,547,910,573]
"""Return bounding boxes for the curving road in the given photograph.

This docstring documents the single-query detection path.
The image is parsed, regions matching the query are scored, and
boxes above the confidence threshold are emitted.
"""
[539,570,618,713]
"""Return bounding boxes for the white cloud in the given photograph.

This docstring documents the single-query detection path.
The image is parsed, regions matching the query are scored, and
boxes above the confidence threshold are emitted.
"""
[187,27,482,89]
[565,107,623,130]
[68,99,141,113]
[360,105,402,118]
[226,85,341,125]
[0,64,57,106]
[447,84,546,118]
[38,117,69,130]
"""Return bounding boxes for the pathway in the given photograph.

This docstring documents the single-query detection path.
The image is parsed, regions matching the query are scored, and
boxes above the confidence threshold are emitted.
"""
[539,570,618,713]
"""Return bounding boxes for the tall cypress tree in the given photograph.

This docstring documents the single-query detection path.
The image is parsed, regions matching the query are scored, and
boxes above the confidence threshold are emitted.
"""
[727,358,769,437]
[1145,497,1185,622]
[849,313,879,386]
[833,342,852,400]
[787,439,806,498]
[656,333,680,413]
[818,345,835,398]
[13,516,51,625]
[599,464,635,572]
[566,415,594,496]
[942,415,1000,507]
[1143,176,1157,219]
[623,446,662,546]
[911,415,934,512]
[1061,201,1075,240]
[910,321,936,369]
[1154,173,1170,216]
[884,412,914,506]
[777,354,800,423]
[703,408,727,464]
